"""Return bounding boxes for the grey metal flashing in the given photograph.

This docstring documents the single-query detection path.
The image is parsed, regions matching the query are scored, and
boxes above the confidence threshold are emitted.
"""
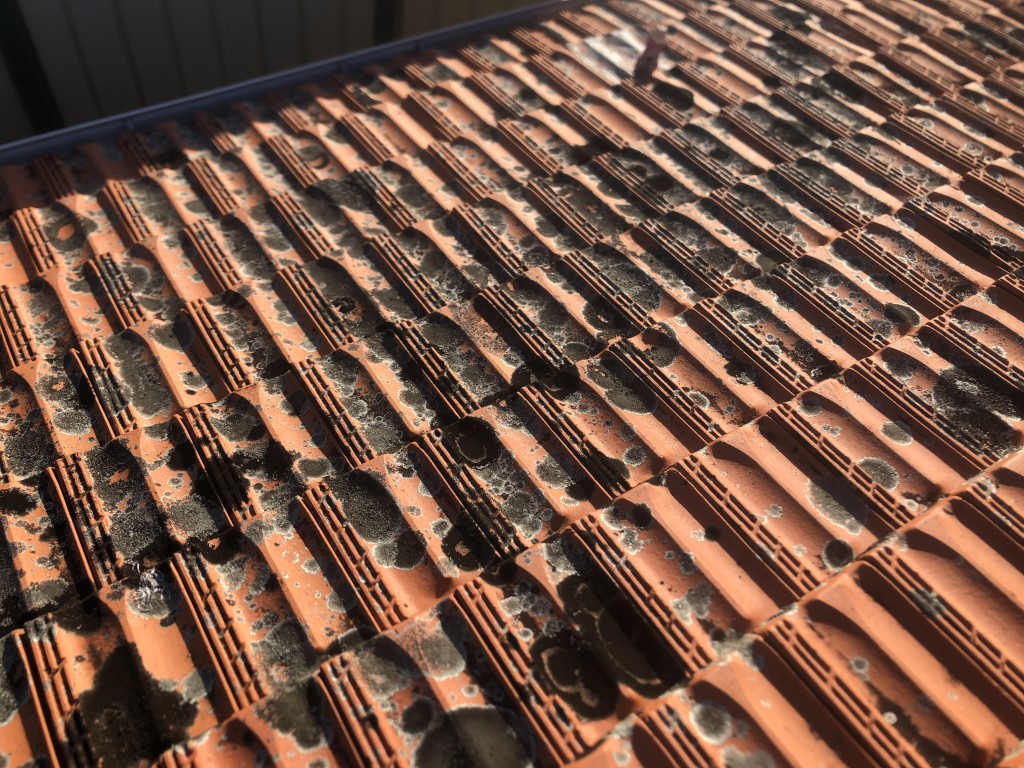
[0,0,584,165]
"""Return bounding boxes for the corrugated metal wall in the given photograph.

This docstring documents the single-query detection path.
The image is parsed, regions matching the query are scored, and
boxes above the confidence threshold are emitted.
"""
[0,58,33,144]
[0,0,536,145]
[399,0,525,36]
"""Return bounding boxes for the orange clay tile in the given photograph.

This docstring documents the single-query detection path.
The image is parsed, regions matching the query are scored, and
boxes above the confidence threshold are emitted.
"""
[1,0,1024,764]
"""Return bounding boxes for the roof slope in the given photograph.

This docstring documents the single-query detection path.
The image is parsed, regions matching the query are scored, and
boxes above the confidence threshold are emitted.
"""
[1,0,1024,765]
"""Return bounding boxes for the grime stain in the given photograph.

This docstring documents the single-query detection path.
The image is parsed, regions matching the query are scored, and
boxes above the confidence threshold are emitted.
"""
[414,707,532,768]
[77,644,197,766]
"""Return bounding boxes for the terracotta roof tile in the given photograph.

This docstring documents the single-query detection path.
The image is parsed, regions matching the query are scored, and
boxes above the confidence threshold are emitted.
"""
[0,0,1023,764]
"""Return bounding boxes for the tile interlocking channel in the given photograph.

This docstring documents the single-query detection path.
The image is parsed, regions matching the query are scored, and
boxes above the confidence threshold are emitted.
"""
[0,0,1023,765]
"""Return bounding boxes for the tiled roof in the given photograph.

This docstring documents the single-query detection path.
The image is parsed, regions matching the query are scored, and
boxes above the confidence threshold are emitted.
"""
[1,0,1023,765]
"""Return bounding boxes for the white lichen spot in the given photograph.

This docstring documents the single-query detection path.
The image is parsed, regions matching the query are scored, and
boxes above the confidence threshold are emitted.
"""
[690,701,732,745]
[722,747,776,768]
[975,477,997,498]
[711,631,760,669]
[849,657,870,681]
[911,589,945,617]
[183,669,213,703]
[672,580,714,624]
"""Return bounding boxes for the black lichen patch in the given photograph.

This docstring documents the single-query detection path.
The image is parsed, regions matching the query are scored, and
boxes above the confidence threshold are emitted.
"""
[690,700,732,744]
[557,570,681,698]
[77,644,197,766]
[442,418,502,467]
[653,81,695,113]
[440,523,490,572]
[52,593,109,635]
[881,352,918,381]
[327,470,427,569]
[41,205,92,252]
[210,395,264,442]
[0,487,35,515]
[402,696,435,734]
[296,183,356,228]
[411,618,467,681]
[229,436,303,510]
[104,332,174,420]
[314,256,379,327]
[86,440,173,565]
[0,639,22,726]
[395,231,473,305]
[0,537,24,633]
[357,636,418,698]
[586,244,663,313]
[25,578,74,618]
[510,279,598,363]
[207,293,291,381]
[807,476,867,534]
[315,353,406,455]
[329,471,402,543]
[218,216,277,280]
[530,628,618,719]
[604,502,653,532]
[883,303,920,327]
[881,421,912,445]
[822,538,855,571]
[419,316,505,403]
[858,457,899,491]
[797,392,822,417]
[375,529,428,571]
[38,369,92,435]
[585,357,657,414]
[932,364,1024,457]
[644,327,682,368]
[0,403,55,480]
[165,495,224,543]
[502,489,556,538]
[255,618,320,689]
[130,179,182,230]
[298,457,332,480]
[723,359,761,388]
[256,684,326,750]
[718,291,773,327]
[535,454,576,491]
[539,368,581,400]
[581,296,631,340]
[120,249,174,315]
[193,527,246,566]
[414,706,532,768]
[771,5,810,26]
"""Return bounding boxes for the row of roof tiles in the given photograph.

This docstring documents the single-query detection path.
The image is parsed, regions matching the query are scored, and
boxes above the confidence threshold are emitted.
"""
[0,0,1023,765]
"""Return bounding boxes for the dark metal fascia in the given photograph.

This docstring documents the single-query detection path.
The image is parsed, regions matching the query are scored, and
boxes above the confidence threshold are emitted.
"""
[0,0,587,164]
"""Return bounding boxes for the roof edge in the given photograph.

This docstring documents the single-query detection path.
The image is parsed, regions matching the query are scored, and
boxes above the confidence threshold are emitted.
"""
[0,0,585,165]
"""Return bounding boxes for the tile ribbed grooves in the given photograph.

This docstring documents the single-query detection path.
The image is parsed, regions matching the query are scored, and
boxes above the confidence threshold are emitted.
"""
[1,0,1024,765]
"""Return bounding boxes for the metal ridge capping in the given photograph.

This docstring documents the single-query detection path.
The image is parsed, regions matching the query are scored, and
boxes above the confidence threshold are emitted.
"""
[0,0,1023,765]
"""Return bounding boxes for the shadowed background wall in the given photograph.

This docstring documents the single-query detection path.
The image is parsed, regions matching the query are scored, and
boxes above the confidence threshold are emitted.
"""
[0,0,537,144]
